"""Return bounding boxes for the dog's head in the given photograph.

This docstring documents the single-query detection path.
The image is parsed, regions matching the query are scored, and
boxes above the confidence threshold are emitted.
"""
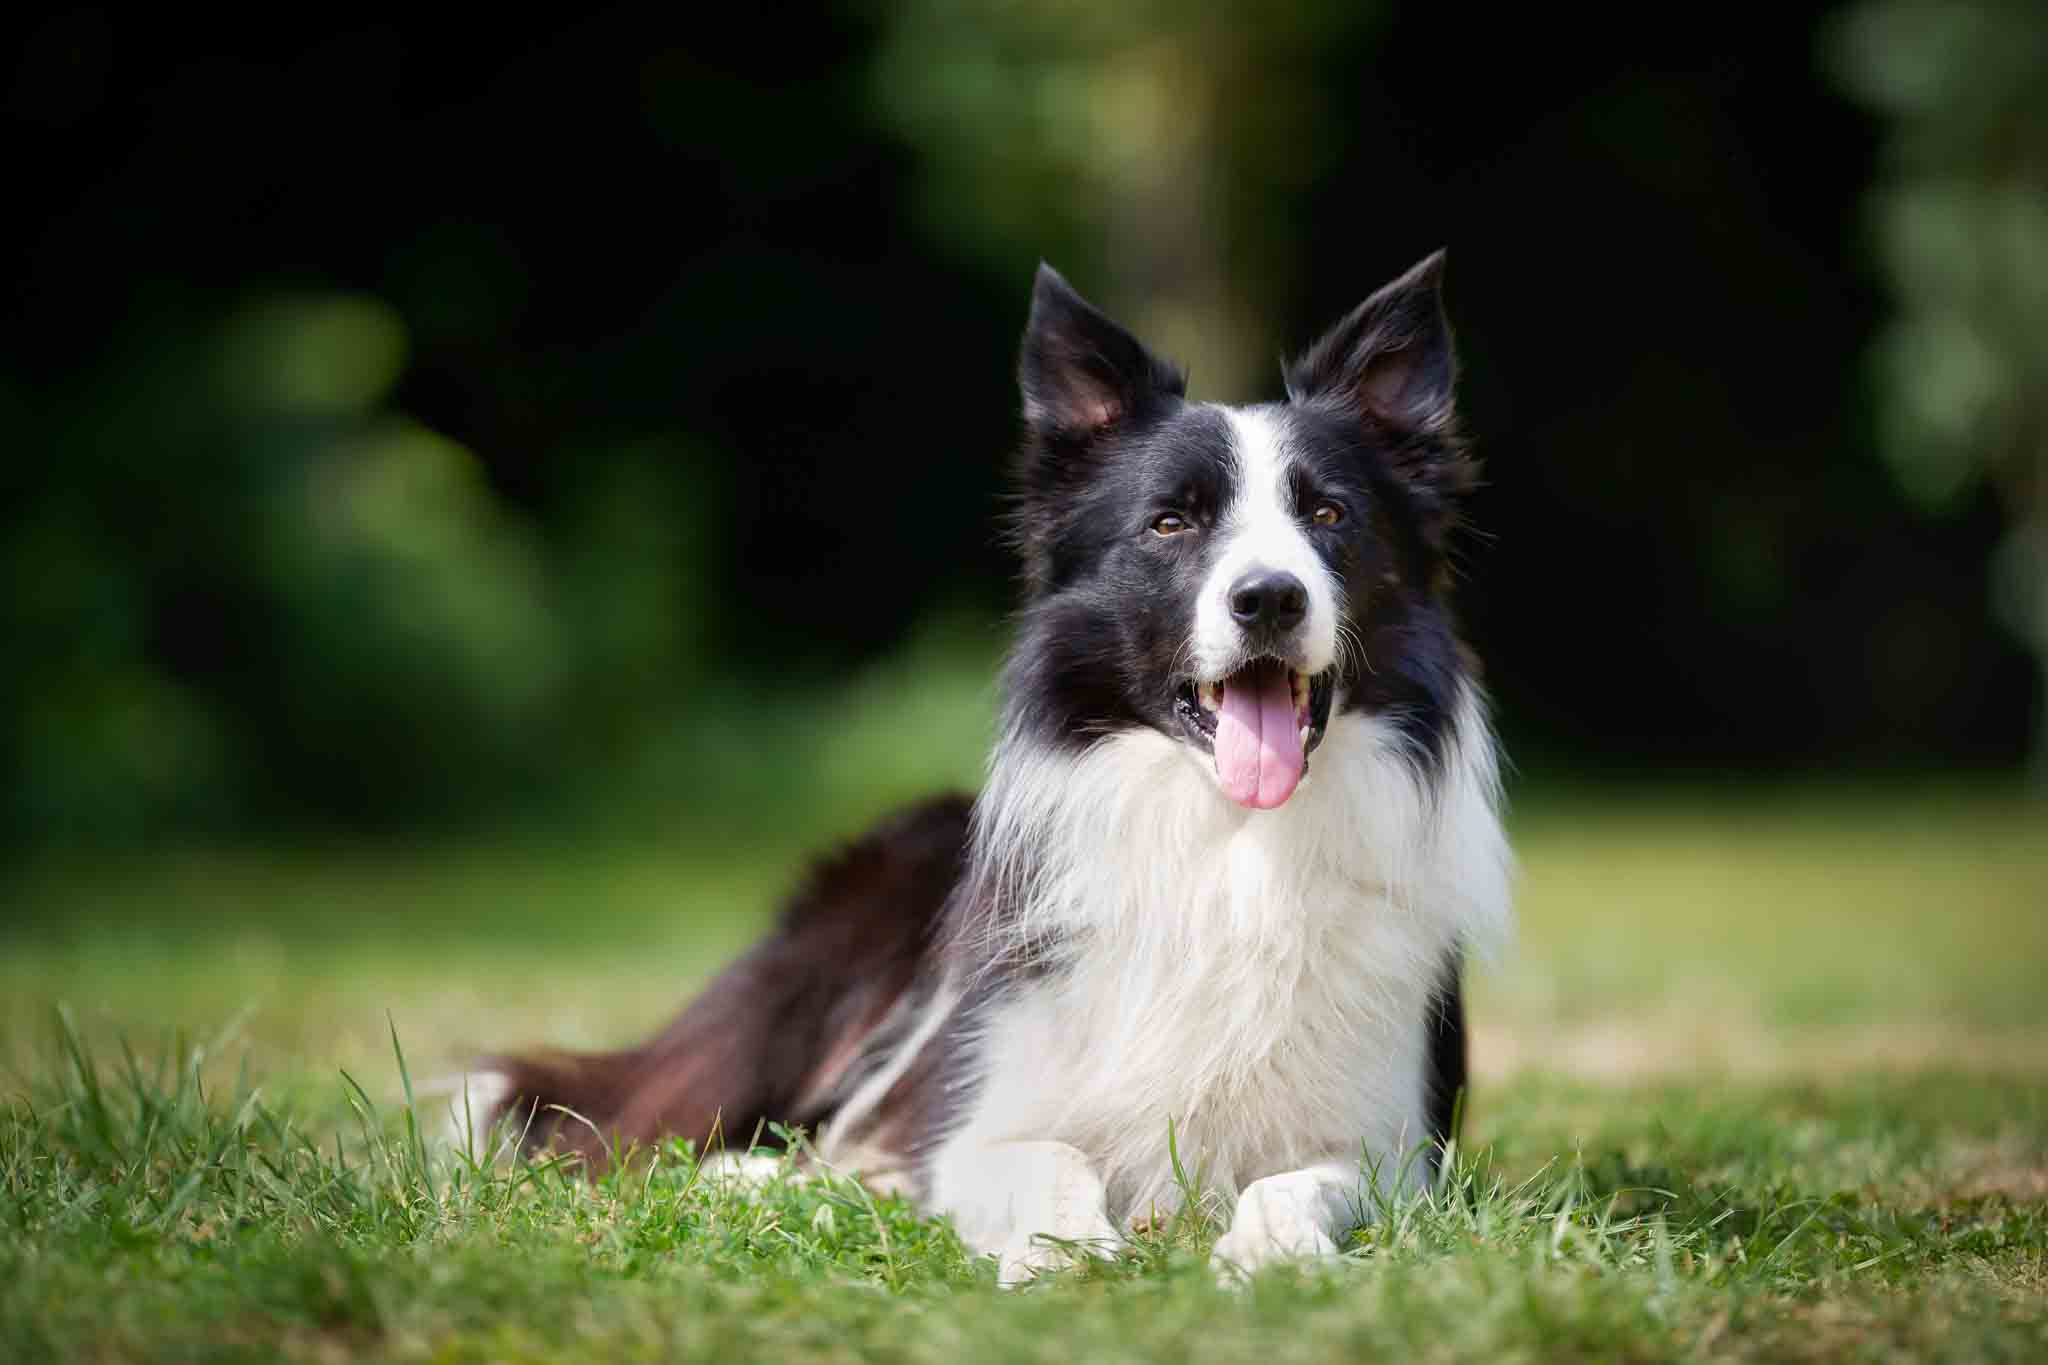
[1006,254,1477,810]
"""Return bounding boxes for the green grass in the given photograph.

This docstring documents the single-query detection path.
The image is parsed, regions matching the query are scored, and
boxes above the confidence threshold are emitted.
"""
[4,784,2046,1361]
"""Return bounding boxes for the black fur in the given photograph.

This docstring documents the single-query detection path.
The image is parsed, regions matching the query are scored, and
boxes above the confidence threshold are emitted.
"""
[1424,952,1468,1169]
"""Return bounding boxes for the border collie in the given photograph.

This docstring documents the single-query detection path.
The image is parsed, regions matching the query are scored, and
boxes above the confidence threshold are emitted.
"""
[470,253,1512,1280]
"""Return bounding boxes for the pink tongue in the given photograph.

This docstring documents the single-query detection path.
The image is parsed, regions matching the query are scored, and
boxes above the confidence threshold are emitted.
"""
[1212,662,1305,810]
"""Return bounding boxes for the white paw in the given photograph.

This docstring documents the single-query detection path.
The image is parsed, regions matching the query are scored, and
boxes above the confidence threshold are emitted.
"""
[1210,1169,1350,1278]
[698,1151,799,1188]
[427,1069,513,1157]
[996,1204,1121,1286]
[981,1141,1121,1286]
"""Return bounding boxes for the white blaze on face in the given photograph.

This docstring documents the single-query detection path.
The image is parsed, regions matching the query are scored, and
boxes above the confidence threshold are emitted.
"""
[1191,405,1340,681]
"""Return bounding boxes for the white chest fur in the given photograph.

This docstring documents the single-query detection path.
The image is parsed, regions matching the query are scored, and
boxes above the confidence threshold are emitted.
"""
[933,690,1512,1223]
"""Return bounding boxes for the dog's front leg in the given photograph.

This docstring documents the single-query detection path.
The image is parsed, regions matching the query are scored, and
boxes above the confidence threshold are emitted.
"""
[1209,1161,1364,1276]
[929,1140,1121,1285]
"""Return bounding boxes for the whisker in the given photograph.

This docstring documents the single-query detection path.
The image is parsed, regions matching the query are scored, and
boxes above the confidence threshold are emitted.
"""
[1335,619,1375,678]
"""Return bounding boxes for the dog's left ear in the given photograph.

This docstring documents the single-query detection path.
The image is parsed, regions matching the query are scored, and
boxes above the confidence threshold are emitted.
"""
[1286,250,1458,437]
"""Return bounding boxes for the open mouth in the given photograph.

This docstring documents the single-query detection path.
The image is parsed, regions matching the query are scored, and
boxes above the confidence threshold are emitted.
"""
[1173,659,1335,810]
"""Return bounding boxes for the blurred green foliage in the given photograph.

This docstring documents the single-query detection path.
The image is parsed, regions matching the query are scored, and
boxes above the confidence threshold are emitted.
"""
[5,4,2046,846]
[1828,0,2048,766]
[3,294,726,839]
[870,0,1373,397]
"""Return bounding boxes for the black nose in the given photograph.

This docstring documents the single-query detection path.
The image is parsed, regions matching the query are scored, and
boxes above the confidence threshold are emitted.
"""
[1228,570,1308,632]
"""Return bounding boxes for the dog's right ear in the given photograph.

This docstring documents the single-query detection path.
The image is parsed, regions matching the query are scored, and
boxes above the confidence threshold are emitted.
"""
[1019,265,1185,446]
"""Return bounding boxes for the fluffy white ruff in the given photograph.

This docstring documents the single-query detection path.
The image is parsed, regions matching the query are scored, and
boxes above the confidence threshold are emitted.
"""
[932,687,1511,1232]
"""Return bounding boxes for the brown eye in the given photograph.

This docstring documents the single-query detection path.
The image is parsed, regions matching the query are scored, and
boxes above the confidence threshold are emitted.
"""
[1151,513,1191,537]
[1311,502,1345,527]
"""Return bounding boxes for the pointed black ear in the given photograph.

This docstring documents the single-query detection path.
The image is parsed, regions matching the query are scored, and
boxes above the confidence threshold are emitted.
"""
[1285,250,1457,433]
[1019,264,1184,440]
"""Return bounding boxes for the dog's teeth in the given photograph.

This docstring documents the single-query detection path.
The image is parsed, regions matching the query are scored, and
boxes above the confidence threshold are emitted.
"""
[1299,725,1310,746]
[1198,681,1222,712]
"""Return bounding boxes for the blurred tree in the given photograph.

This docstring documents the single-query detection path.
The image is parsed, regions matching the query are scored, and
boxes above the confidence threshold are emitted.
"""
[1827,0,2048,771]
[2,293,580,837]
[4,7,2037,846]
[868,0,1377,399]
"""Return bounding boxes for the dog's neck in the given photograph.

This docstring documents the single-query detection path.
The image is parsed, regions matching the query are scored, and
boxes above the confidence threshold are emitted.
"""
[961,684,1513,978]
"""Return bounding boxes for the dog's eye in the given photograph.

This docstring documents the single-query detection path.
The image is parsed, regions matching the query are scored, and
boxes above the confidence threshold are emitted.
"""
[1151,513,1192,537]
[1311,502,1345,527]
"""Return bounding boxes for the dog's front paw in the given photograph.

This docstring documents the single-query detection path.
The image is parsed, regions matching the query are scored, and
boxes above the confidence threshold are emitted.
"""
[1210,1169,1347,1279]
[933,1139,1123,1286]
[996,1217,1121,1287]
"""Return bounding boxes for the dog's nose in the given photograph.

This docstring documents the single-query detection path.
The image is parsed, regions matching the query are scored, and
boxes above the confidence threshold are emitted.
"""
[1228,570,1308,633]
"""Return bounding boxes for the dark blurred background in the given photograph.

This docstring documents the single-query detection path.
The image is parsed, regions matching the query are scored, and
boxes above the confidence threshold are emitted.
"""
[6,1,2045,847]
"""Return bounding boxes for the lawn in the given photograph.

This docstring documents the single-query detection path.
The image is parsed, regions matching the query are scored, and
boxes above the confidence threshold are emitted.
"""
[3,783,2044,1362]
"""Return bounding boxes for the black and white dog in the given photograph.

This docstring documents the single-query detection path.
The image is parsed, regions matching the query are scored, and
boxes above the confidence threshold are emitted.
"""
[472,253,1512,1279]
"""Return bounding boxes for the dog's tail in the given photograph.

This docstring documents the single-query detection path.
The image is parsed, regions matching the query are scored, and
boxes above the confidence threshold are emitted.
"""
[469,794,973,1170]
